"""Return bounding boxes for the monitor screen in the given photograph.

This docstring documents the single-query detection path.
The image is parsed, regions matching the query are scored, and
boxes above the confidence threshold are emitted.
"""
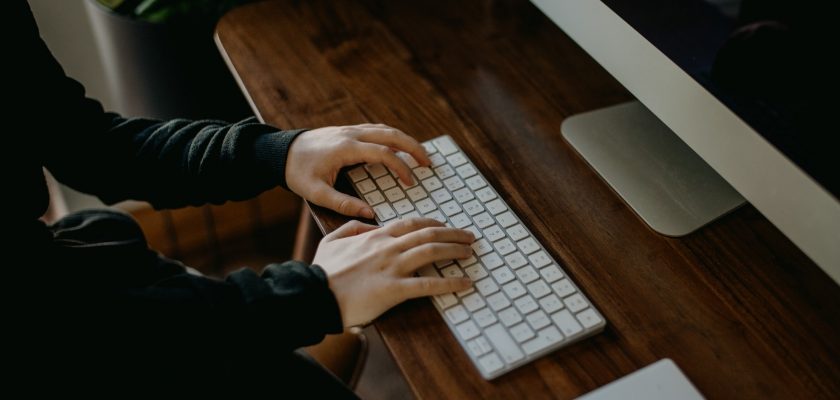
[601,0,838,199]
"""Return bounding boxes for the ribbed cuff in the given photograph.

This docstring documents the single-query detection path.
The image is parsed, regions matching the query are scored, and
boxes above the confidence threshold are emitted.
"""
[252,128,308,190]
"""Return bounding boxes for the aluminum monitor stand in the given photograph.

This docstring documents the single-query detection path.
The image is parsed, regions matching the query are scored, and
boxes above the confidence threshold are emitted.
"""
[562,101,745,236]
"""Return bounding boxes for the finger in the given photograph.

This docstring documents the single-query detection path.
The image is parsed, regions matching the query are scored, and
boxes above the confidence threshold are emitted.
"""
[352,142,415,186]
[324,219,379,241]
[395,227,475,251]
[353,126,431,167]
[311,182,376,218]
[381,217,444,237]
[401,276,473,299]
[397,243,473,275]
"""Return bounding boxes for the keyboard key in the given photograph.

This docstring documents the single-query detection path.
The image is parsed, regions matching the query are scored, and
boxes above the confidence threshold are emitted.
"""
[526,310,551,330]
[445,305,469,324]
[449,213,470,229]
[404,211,421,219]
[506,224,529,241]
[414,166,434,180]
[503,281,527,299]
[422,142,437,154]
[435,259,453,269]
[373,203,396,221]
[496,211,517,228]
[406,186,427,201]
[517,237,540,254]
[472,239,493,256]
[357,179,376,194]
[478,353,504,375]
[446,152,468,166]
[475,187,496,202]
[539,294,564,314]
[473,212,495,228]
[364,190,385,206]
[415,198,436,214]
[422,177,443,192]
[484,225,505,242]
[497,307,522,327]
[431,188,452,203]
[393,199,414,214]
[452,187,475,203]
[522,326,563,355]
[441,265,465,279]
[463,200,484,216]
[384,187,405,202]
[540,264,564,283]
[456,164,478,178]
[466,176,487,190]
[425,210,446,223]
[529,251,551,268]
[515,265,539,283]
[365,163,388,178]
[510,323,536,343]
[441,200,462,216]
[432,136,458,155]
[504,252,528,269]
[376,175,397,190]
[456,286,475,298]
[564,293,588,313]
[481,252,504,270]
[458,255,478,268]
[467,336,493,357]
[456,320,481,340]
[475,278,499,296]
[494,238,516,255]
[492,268,515,284]
[464,225,482,240]
[576,309,604,329]
[474,308,498,328]
[434,165,456,179]
[462,293,486,312]
[397,151,420,168]
[486,292,511,311]
[429,153,446,167]
[527,280,551,298]
[434,293,458,309]
[485,324,524,364]
[551,310,583,337]
[464,264,488,281]
[348,167,368,182]
[444,176,465,191]
[514,295,538,314]
[552,279,576,297]
[486,199,507,215]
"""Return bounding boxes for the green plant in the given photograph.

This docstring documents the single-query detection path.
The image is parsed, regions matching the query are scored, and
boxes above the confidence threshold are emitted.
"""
[97,0,253,23]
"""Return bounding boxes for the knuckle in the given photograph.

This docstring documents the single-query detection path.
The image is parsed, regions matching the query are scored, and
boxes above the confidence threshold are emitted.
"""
[337,198,355,214]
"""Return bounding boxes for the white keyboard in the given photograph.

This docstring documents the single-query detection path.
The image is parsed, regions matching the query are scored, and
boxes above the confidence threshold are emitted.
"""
[347,135,606,379]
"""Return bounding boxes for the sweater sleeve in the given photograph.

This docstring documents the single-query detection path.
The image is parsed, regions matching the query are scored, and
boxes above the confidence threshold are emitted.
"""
[18,2,304,209]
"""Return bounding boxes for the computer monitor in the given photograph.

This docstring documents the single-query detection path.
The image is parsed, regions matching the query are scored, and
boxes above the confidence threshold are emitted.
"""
[531,0,840,281]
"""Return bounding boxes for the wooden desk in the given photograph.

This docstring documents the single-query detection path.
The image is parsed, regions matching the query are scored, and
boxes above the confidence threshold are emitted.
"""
[216,0,840,397]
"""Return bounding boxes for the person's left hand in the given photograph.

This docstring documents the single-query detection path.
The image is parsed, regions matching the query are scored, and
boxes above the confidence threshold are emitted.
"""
[285,124,431,218]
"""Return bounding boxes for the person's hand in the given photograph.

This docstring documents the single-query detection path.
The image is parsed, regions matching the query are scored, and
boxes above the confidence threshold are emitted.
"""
[313,218,474,328]
[285,124,431,218]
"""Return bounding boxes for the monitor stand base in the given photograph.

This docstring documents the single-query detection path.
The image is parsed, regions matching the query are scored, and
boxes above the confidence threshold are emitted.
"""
[562,101,745,237]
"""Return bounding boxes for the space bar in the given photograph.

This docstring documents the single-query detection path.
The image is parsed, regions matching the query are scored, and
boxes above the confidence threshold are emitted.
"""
[485,324,524,364]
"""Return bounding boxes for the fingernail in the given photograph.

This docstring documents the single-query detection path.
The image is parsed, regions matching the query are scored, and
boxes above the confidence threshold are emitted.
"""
[460,278,473,286]
[363,208,375,219]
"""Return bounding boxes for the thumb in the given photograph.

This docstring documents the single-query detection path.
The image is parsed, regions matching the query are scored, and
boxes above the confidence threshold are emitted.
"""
[312,182,375,218]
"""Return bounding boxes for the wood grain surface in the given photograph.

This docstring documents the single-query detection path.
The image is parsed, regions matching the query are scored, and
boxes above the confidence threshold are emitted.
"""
[215,0,840,398]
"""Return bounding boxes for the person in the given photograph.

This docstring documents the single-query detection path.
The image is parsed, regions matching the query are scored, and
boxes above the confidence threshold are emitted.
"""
[12,1,473,394]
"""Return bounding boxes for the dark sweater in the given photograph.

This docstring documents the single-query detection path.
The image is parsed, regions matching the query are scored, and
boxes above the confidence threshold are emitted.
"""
[11,1,344,383]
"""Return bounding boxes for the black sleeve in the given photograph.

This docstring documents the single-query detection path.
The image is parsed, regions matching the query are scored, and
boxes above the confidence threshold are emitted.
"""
[118,262,344,352]
[17,2,304,209]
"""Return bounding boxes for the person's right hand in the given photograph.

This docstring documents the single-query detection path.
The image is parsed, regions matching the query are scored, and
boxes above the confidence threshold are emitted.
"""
[313,218,475,328]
